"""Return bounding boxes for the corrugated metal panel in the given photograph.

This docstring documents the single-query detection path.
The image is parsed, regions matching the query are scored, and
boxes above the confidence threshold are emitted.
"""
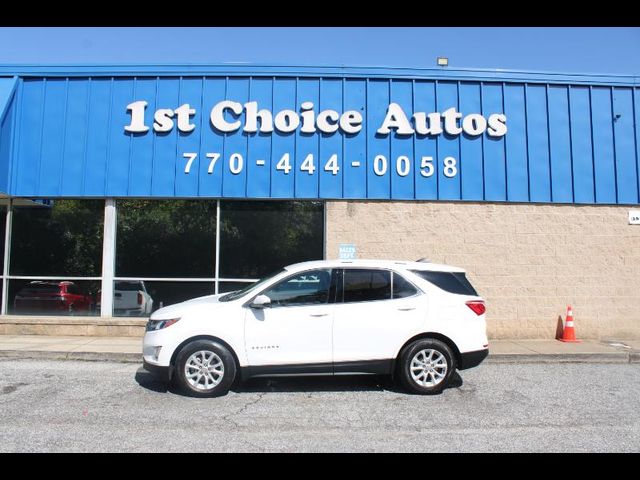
[481,83,506,201]
[0,77,18,195]
[1,64,638,87]
[8,74,640,204]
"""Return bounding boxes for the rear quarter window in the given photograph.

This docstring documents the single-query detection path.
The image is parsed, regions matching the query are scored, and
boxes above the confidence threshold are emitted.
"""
[410,270,478,296]
[392,272,419,298]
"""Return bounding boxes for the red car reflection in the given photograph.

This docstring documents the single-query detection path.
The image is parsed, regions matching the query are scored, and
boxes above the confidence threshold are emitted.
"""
[13,281,95,314]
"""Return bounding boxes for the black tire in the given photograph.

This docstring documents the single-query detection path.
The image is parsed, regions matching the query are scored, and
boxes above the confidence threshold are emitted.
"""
[174,340,237,398]
[398,338,457,395]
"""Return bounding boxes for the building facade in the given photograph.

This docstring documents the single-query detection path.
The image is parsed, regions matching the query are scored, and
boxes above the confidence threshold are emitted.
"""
[0,65,639,339]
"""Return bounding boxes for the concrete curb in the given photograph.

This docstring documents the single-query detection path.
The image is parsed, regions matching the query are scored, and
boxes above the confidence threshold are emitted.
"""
[1,349,639,364]
[0,350,141,363]
[486,353,634,364]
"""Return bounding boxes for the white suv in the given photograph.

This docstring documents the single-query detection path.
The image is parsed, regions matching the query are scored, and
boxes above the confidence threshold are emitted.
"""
[142,259,489,396]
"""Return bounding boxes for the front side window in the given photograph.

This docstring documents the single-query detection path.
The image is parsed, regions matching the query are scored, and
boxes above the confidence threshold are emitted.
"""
[262,269,331,307]
[343,269,392,303]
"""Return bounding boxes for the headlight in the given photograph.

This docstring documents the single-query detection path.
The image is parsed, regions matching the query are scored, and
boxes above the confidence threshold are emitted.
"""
[146,318,180,331]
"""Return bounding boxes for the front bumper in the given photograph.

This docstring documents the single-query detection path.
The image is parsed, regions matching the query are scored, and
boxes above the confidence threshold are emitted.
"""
[459,348,489,370]
[143,359,174,383]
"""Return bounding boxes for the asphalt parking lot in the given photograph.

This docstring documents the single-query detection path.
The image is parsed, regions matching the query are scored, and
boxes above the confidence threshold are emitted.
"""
[1,358,639,452]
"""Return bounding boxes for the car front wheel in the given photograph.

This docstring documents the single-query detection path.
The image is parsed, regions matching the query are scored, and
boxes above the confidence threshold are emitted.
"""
[174,340,236,397]
[398,339,456,395]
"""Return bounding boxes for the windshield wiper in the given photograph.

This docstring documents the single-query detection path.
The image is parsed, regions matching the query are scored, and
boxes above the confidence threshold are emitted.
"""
[218,291,239,302]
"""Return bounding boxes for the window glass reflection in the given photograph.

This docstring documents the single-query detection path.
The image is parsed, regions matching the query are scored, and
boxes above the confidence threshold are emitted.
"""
[263,269,331,307]
[392,273,418,299]
[220,201,324,279]
[8,279,100,316]
[343,269,392,303]
[218,281,257,294]
[112,281,214,316]
[112,280,155,317]
[116,200,216,278]
[10,200,104,276]
[0,204,6,269]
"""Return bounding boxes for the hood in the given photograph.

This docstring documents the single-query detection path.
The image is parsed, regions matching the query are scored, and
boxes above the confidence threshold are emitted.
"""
[150,293,226,320]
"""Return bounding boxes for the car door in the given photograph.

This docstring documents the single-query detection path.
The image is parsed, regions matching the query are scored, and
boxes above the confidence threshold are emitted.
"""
[244,268,334,368]
[332,268,427,365]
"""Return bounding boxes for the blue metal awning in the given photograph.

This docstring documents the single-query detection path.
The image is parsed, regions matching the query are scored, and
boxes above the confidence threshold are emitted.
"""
[1,66,639,205]
[0,77,18,195]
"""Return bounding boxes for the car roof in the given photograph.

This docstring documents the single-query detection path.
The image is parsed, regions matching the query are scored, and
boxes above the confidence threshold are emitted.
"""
[284,259,465,273]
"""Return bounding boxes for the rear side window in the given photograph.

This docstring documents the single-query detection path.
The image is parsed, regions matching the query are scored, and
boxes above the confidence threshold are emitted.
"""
[410,270,478,296]
[343,269,391,303]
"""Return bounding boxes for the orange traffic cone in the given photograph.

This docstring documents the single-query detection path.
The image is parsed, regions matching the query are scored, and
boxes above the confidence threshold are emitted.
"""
[559,305,581,343]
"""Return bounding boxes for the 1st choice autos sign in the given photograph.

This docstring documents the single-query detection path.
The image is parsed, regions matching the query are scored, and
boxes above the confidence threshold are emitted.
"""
[124,100,507,182]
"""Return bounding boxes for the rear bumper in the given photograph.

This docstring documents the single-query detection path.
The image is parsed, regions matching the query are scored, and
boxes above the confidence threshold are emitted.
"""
[459,349,489,370]
[143,360,173,382]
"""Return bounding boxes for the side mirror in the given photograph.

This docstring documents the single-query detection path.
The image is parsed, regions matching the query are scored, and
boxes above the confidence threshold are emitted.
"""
[250,294,271,309]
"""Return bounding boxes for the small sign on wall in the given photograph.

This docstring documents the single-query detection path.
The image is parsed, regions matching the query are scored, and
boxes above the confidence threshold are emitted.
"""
[630,211,640,225]
[339,243,357,260]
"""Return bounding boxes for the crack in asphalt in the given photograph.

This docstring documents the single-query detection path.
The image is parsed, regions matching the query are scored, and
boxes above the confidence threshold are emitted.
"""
[219,392,268,452]
[221,392,267,429]
[1,383,28,395]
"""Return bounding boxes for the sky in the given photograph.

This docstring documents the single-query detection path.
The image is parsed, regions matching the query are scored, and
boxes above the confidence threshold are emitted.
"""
[0,27,638,76]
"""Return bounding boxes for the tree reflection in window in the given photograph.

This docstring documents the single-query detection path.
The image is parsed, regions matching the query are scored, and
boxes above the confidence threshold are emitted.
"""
[220,201,324,279]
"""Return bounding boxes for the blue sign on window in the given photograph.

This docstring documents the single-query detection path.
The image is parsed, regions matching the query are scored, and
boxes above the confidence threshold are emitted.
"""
[339,243,357,260]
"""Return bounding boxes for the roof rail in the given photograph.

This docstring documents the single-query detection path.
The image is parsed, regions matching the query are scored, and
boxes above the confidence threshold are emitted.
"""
[415,258,431,263]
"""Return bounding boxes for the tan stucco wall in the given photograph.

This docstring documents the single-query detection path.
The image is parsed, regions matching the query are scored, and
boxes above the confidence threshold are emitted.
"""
[326,201,640,340]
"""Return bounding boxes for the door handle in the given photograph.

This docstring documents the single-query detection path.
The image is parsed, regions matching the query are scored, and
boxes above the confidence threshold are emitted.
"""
[310,313,329,317]
[397,307,416,311]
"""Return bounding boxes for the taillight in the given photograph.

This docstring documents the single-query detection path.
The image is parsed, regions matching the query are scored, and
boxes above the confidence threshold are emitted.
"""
[137,292,143,305]
[466,300,486,316]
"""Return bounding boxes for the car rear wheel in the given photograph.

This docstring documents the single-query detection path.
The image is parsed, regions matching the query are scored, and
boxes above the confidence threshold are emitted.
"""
[398,339,456,395]
[174,340,236,397]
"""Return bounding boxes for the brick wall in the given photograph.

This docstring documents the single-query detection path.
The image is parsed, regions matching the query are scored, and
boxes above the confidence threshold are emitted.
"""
[326,201,640,340]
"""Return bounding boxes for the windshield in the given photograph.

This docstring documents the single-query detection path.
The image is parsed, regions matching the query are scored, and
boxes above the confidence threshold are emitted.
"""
[218,269,286,302]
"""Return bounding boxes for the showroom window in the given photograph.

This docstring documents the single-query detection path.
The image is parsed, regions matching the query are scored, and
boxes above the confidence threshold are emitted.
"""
[220,201,325,279]
[113,199,218,315]
[0,201,7,311]
[111,199,324,317]
[116,200,217,278]
[5,199,104,316]
[0,198,324,317]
